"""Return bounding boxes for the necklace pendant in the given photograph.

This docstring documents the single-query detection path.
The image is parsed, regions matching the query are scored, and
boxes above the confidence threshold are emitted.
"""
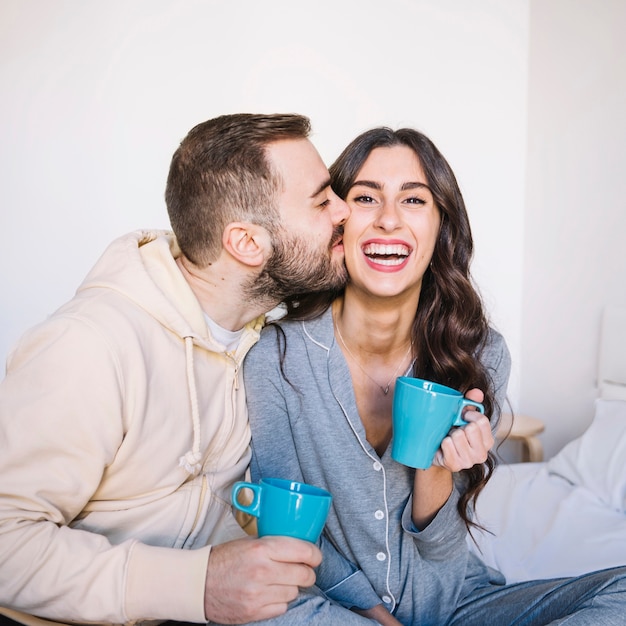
[334,318,413,398]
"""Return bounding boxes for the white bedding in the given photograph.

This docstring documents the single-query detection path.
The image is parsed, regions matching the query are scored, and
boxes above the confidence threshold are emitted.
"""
[469,398,626,583]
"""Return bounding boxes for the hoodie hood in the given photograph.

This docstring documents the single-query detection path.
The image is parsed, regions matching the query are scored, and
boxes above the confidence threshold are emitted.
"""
[76,230,263,474]
[77,229,209,343]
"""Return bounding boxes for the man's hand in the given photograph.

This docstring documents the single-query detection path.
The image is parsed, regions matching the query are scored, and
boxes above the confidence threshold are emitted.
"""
[204,535,322,624]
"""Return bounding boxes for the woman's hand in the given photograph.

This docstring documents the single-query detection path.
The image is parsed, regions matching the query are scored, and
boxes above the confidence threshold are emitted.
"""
[412,388,493,529]
[432,388,494,472]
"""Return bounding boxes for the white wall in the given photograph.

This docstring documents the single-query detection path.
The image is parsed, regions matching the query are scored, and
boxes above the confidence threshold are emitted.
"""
[2,0,624,463]
[0,0,528,411]
[521,0,626,458]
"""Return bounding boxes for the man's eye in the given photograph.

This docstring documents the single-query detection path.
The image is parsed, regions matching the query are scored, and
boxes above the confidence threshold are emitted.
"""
[319,199,331,208]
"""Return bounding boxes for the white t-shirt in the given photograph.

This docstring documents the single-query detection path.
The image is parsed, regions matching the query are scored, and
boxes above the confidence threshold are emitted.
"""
[204,313,245,352]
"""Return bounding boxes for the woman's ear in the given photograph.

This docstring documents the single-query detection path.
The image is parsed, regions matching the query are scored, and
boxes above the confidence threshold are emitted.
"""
[223,222,272,267]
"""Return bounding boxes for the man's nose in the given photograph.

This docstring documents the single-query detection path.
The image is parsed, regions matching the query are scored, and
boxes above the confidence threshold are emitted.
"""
[331,192,350,226]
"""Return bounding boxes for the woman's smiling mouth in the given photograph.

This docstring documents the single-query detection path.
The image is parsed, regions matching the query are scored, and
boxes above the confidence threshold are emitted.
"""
[362,241,412,267]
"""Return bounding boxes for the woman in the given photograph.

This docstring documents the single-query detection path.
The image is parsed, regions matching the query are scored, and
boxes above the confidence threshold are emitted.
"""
[243,127,626,625]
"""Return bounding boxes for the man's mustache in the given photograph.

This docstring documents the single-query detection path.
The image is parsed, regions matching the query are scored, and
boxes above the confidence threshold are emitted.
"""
[330,225,344,249]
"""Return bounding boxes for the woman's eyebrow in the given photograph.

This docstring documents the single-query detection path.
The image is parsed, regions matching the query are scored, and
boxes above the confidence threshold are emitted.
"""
[351,180,381,190]
[400,182,431,191]
[351,180,432,192]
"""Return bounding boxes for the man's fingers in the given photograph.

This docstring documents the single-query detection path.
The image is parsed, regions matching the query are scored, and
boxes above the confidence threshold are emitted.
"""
[204,536,321,624]
[260,535,322,568]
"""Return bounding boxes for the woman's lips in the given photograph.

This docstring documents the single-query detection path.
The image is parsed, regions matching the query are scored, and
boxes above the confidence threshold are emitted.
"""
[362,240,412,269]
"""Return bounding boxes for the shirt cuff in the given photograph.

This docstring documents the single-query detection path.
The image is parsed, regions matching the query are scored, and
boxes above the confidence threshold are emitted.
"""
[401,489,467,559]
[125,542,210,622]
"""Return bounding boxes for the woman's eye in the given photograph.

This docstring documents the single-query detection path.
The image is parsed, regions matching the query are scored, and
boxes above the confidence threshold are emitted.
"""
[405,196,426,205]
[353,195,375,204]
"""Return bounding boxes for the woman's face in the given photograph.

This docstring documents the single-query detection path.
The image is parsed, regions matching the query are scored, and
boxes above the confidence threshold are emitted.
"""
[342,145,441,300]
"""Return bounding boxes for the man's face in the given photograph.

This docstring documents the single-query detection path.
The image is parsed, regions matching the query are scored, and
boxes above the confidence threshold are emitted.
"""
[251,139,350,299]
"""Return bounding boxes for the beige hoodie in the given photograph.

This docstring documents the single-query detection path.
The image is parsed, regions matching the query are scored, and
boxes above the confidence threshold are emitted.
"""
[0,231,263,625]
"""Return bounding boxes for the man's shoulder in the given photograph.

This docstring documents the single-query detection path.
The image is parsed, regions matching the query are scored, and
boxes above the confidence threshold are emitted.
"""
[23,288,158,355]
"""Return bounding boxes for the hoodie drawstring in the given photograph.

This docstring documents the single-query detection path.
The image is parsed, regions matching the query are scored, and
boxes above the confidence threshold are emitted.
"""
[179,336,202,475]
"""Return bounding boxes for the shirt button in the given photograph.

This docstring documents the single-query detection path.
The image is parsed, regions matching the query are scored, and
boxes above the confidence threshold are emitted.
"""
[373,461,382,471]
[374,510,384,520]
[376,552,386,561]
[382,595,392,604]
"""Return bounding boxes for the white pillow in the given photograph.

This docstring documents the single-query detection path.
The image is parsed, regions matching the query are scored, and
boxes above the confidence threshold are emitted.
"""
[600,381,626,402]
[547,399,626,513]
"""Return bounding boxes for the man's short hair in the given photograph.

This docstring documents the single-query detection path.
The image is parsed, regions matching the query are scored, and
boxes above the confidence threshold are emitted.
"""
[165,113,311,266]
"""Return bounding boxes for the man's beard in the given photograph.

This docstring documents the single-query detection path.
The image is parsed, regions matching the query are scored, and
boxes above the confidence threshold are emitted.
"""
[246,226,347,303]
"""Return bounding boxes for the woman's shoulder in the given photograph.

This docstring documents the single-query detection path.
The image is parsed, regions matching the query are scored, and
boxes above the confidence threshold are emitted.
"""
[483,326,512,372]
[255,318,304,349]
[259,306,334,345]
[245,307,334,381]
[485,325,507,348]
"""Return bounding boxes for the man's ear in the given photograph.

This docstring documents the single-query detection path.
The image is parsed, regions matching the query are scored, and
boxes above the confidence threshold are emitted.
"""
[223,222,271,267]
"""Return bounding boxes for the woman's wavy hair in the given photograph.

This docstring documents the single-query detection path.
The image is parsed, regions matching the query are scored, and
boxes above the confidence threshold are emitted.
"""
[283,127,500,530]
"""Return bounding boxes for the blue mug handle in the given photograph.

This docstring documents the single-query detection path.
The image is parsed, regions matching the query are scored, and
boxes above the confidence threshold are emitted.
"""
[231,481,262,517]
[453,399,485,426]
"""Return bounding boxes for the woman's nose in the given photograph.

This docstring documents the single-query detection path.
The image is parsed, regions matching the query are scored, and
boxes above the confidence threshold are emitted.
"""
[374,201,400,230]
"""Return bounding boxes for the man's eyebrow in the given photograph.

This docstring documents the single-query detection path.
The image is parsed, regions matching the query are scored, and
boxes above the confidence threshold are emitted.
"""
[310,177,332,198]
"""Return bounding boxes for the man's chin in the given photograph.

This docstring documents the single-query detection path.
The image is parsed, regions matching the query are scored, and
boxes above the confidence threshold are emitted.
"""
[325,265,348,292]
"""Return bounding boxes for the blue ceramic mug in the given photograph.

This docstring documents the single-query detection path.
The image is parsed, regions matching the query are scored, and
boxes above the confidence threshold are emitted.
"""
[391,377,484,469]
[231,477,332,543]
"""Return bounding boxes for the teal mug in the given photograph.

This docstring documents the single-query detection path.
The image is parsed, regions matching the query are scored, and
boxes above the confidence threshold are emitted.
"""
[231,477,332,543]
[391,377,484,469]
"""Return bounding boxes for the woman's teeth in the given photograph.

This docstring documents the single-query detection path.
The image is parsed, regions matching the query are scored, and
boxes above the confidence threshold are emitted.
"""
[363,243,410,265]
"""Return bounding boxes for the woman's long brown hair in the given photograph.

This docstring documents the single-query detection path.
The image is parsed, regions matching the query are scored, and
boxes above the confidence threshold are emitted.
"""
[283,127,501,530]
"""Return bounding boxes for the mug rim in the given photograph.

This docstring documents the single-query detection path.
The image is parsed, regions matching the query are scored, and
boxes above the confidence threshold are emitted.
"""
[395,376,461,397]
[262,477,332,499]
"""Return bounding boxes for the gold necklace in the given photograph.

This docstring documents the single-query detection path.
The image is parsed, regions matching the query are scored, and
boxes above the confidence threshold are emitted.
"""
[334,320,415,395]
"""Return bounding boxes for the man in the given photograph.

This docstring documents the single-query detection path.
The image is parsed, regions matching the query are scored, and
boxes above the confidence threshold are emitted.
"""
[0,114,378,626]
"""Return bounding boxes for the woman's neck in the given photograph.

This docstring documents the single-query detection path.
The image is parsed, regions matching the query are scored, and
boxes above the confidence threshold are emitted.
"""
[333,287,419,455]
[333,287,418,355]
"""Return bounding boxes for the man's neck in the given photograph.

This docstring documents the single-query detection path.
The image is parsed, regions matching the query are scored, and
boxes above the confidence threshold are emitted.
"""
[176,256,273,331]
